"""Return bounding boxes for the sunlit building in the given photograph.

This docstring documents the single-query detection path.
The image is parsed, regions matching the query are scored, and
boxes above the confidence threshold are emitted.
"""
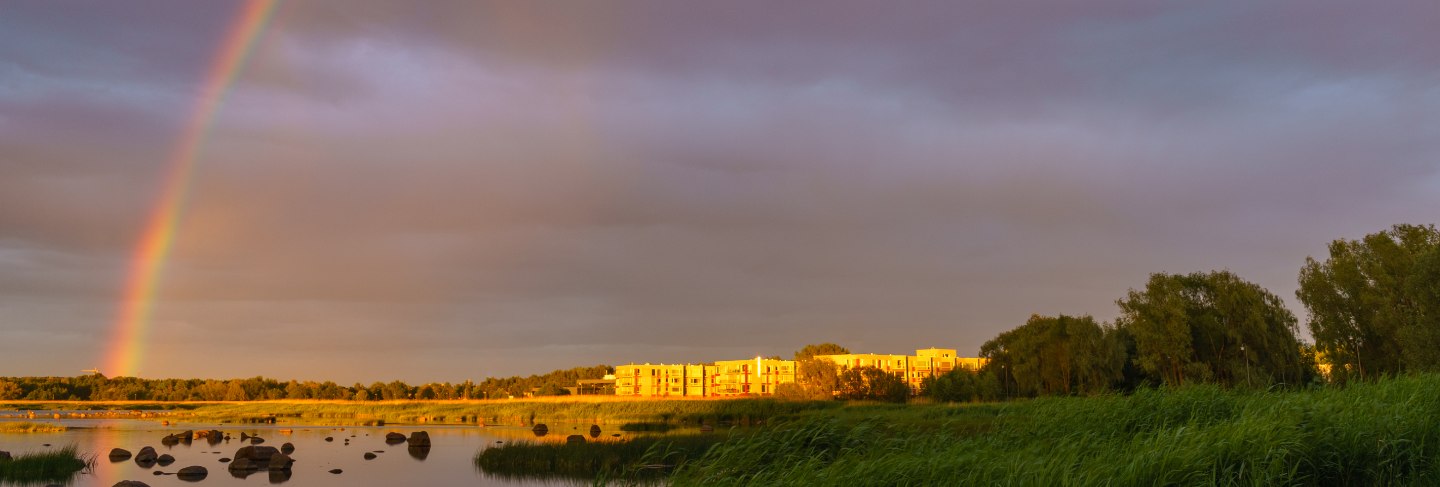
[613,348,984,397]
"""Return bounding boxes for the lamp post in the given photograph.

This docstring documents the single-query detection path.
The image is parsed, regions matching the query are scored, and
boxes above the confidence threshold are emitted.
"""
[1241,344,1250,388]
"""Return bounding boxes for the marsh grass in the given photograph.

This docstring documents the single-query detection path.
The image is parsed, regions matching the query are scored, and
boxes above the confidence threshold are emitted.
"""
[475,434,722,481]
[0,422,66,433]
[672,375,1440,486]
[0,445,92,484]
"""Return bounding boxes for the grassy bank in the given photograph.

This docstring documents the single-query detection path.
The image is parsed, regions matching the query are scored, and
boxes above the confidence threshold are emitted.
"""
[0,446,91,484]
[476,434,722,481]
[177,397,839,426]
[671,374,1440,486]
[0,422,66,433]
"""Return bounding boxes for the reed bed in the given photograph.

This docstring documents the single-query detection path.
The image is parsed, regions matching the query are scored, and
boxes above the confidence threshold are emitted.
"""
[0,422,66,433]
[0,445,91,484]
[672,375,1440,486]
[475,434,722,481]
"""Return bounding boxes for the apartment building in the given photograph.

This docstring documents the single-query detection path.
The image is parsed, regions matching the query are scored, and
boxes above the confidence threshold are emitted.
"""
[613,348,984,397]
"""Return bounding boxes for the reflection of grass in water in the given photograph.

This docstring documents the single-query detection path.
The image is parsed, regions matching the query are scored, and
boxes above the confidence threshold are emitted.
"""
[0,445,92,484]
[619,422,674,432]
[0,422,66,433]
[474,434,721,481]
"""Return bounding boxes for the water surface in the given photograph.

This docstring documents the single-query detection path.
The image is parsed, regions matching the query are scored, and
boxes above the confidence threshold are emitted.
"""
[0,413,594,486]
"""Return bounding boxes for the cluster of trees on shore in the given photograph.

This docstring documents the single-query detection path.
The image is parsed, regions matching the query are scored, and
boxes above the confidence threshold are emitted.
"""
[0,365,611,402]
[907,223,1438,403]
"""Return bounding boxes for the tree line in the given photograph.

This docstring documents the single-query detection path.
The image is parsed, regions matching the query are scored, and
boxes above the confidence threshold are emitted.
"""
[791,223,1439,403]
[0,365,612,402]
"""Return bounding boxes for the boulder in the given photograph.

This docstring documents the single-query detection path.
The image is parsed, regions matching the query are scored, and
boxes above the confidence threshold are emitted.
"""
[267,453,294,471]
[363,452,377,460]
[566,434,586,444]
[108,448,132,461]
[324,436,333,442]
[112,481,151,487]
[328,468,343,474]
[407,445,429,460]
[406,431,430,447]
[249,436,265,444]
[135,446,157,462]
[227,457,256,472]
[156,454,174,466]
[589,424,602,437]
[160,435,180,446]
[176,465,208,480]
[280,442,294,454]
[178,430,193,442]
[239,433,250,441]
[233,445,279,463]
[384,432,406,443]
[531,423,549,435]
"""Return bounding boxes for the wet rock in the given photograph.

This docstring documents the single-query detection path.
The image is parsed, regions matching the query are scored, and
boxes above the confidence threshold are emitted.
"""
[109,448,132,461]
[239,433,250,441]
[160,435,179,446]
[406,431,431,447]
[280,442,294,454]
[156,454,175,466]
[176,466,208,481]
[363,452,377,460]
[219,458,231,463]
[249,436,264,444]
[267,453,293,471]
[135,446,157,462]
[227,457,256,472]
[233,445,279,463]
[324,436,334,442]
[328,468,343,474]
[112,481,151,487]
[407,445,429,461]
[566,435,586,444]
[589,424,602,437]
[177,430,193,442]
[531,424,548,435]
[384,432,406,444]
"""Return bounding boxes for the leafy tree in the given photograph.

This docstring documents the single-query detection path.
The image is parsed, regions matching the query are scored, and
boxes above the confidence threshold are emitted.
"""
[793,357,840,400]
[977,314,1125,397]
[1297,224,1440,379]
[0,380,23,400]
[920,367,979,402]
[795,343,850,360]
[836,366,908,403]
[1118,270,1311,387]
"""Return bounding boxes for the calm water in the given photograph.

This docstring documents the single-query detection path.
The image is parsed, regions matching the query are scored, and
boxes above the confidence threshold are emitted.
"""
[0,413,597,486]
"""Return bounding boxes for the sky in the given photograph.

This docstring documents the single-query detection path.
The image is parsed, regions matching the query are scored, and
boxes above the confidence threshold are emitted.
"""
[2,1,1439,385]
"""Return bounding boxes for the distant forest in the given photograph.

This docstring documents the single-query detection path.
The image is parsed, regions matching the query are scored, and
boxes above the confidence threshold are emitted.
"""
[0,365,611,402]
[3,224,1437,404]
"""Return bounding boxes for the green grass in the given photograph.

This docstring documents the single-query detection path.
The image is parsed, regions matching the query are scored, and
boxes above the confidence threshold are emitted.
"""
[0,445,91,484]
[0,422,66,433]
[669,375,1440,486]
[475,434,723,481]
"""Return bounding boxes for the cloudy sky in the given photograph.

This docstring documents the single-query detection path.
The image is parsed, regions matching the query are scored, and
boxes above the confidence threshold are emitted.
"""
[2,1,1438,384]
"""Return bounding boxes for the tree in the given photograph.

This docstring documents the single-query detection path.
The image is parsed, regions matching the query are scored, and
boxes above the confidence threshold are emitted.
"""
[1298,224,1440,379]
[977,314,1125,397]
[1118,270,1311,387]
[793,357,840,400]
[0,380,23,400]
[795,343,850,360]
[920,367,979,402]
[835,366,908,402]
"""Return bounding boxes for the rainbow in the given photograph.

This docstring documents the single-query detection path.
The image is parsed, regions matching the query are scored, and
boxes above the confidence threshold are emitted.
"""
[104,0,278,378]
